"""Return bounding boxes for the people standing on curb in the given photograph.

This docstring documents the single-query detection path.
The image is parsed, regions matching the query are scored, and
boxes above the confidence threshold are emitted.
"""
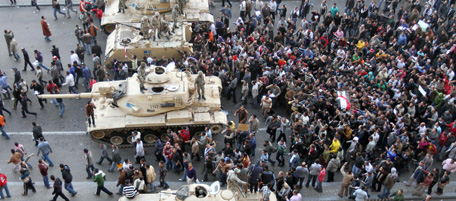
[50,175,70,201]
[37,137,54,167]
[60,164,77,197]
[38,159,51,189]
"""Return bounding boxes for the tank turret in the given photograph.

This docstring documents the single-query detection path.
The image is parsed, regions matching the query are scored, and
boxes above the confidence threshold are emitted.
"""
[38,65,227,146]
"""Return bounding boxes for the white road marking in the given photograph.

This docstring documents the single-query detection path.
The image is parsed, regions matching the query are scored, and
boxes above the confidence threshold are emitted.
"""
[7,131,87,135]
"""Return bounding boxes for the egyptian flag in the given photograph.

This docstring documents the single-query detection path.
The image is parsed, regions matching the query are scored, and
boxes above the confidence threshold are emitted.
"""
[336,91,351,111]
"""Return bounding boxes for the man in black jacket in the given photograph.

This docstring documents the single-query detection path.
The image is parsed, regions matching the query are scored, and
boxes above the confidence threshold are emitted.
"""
[50,175,70,201]
[21,48,35,71]
[30,80,47,109]
[32,122,43,146]
[60,164,77,197]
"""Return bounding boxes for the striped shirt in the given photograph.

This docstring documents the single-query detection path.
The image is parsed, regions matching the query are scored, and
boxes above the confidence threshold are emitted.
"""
[123,185,137,199]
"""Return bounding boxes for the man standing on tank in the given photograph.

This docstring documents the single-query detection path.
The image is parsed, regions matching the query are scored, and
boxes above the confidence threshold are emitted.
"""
[195,71,206,100]
[137,62,147,93]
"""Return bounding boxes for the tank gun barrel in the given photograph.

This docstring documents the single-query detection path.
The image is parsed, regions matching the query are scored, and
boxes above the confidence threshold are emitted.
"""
[38,93,103,99]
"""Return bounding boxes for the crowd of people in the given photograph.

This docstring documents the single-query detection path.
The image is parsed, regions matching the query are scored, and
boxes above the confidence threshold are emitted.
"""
[2,0,456,200]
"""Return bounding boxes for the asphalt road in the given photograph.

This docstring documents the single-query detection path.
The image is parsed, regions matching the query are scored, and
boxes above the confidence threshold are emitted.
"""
[0,1,452,201]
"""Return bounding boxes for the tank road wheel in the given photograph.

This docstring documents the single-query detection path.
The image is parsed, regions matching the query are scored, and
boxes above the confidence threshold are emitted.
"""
[160,133,169,143]
[144,132,157,144]
[126,134,133,144]
[104,24,116,34]
[90,131,105,140]
[211,125,223,134]
[110,133,124,145]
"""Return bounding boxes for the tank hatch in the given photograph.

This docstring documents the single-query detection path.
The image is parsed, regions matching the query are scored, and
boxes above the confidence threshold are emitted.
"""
[145,66,170,84]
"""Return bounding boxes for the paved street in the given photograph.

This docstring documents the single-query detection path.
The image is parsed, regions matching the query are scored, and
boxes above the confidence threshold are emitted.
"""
[0,1,455,201]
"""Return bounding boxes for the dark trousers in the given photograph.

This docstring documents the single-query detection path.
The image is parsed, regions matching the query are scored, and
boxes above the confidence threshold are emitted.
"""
[427,181,437,194]
[327,171,335,182]
[306,175,317,188]
[298,176,305,189]
[23,181,36,195]
[22,107,37,117]
[266,127,277,142]
[276,153,285,166]
[52,191,69,201]
[88,114,95,126]
[249,181,259,193]
[96,185,113,195]
[37,97,47,108]
[277,130,286,143]
[98,156,112,164]
[23,60,35,71]
[0,107,11,116]
[191,152,201,161]
[222,0,231,7]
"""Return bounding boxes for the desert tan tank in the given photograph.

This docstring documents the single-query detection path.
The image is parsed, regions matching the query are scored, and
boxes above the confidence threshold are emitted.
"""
[104,22,193,64]
[38,65,227,146]
[118,182,278,201]
[101,0,213,34]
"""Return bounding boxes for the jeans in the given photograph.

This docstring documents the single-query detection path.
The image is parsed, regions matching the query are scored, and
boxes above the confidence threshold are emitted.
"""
[165,157,171,170]
[2,86,11,99]
[64,182,77,195]
[83,77,90,92]
[53,8,66,19]
[0,125,10,139]
[96,185,113,195]
[352,165,360,176]
[118,184,125,194]
[88,113,95,126]
[180,168,188,180]
[38,62,50,71]
[160,180,169,188]
[59,101,65,116]
[379,186,391,198]
[315,180,323,192]
[68,86,78,94]
[52,98,59,106]
[109,161,117,172]
[41,153,54,166]
[298,176,305,189]
[86,164,95,178]
[306,175,317,188]
[43,175,50,188]
[0,184,11,198]
[66,5,77,17]
[12,52,20,60]
[82,43,91,55]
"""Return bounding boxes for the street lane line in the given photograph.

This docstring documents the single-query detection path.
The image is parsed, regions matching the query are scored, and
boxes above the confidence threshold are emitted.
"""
[7,131,87,135]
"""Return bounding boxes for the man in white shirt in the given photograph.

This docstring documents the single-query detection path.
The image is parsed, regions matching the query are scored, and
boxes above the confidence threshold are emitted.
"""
[134,139,145,163]
[62,71,78,94]
[70,50,80,65]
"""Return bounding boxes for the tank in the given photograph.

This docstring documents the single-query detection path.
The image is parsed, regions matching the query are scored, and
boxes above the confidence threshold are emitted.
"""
[104,22,193,64]
[38,65,227,146]
[118,182,278,201]
[101,0,213,34]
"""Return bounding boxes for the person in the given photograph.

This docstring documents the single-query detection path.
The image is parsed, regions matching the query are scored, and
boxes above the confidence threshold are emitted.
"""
[195,71,206,100]
[260,183,272,201]
[134,139,145,163]
[109,145,121,172]
[19,93,37,118]
[33,50,50,71]
[285,190,302,201]
[64,0,78,18]
[62,71,78,94]
[145,164,157,192]
[123,180,138,199]
[93,169,113,196]
[353,186,368,201]
[30,80,47,110]
[137,62,146,93]
[0,72,12,100]
[315,166,325,193]
[86,101,96,127]
[234,105,249,124]
[3,30,13,56]
[52,0,67,20]
[60,164,77,196]
[158,161,169,189]
[414,169,433,196]
[20,167,35,195]
[339,162,353,198]
[260,94,272,119]
[50,175,69,201]
[32,122,43,146]
[38,159,51,189]
[379,167,398,199]
[83,148,95,179]
[96,143,112,165]
[40,16,52,41]
[21,48,35,71]
[7,149,21,173]
[0,172,11,199]
[0,114,10,139]
[9,38,19,61]
[37,137,54,167]
[389,189,404,201]
[82,64,91,92]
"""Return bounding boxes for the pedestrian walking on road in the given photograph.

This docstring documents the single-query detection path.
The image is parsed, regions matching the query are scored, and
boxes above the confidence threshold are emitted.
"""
[50,175,70,201]
[64,0,78,18]
[0,72,12,100]
[3,30,13,56]
[32,122,44,146]
[0,173,11,199]
[0,97,11,117]
[96,144,112,165]
[0,114,10,139]
[30,80,47,110]
[15,142,33,168]
[38,159,51,189]
[37,137,54,167]
[158,161,170,189]
[62,72,78,94]
[60,164,77,197]
[41,16,52,41]
[20,94,37,118]
[7,149,21,172]
[21,48,35,71]
[9,38,20,61]
[83,148,95,179]
[93,169,113,196]
[34,50,50,72]
[20,167,36,195]
[52,0,67,20]
[109,145,121,172]
[116,167,127,195]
